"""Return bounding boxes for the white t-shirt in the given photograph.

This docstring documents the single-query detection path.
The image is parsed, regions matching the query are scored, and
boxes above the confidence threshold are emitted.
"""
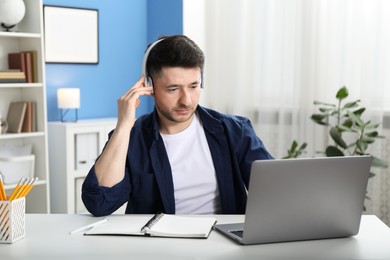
[160,113,222,214]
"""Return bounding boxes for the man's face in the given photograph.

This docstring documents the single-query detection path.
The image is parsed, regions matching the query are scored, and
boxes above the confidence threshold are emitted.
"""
[153,67,202,133]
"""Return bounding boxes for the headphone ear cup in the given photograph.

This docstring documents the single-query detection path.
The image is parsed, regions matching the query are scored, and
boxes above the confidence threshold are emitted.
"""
[146,76,154,88]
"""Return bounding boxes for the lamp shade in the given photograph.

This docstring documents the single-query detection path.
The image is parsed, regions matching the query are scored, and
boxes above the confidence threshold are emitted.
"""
[57,88,80,109]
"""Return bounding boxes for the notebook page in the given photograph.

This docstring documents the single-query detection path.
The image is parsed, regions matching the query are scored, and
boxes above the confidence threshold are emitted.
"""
[148,215,216,238]
[85,215,149,235]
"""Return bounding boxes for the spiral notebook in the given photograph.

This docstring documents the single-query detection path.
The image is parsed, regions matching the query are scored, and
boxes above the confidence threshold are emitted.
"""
[84,213,216,238]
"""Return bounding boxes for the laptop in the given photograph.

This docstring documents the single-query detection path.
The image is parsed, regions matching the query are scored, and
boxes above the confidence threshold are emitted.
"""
[214,155,372,245]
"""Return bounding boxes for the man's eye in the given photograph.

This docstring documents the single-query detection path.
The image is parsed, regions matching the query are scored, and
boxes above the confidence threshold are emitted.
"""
[167,88,178,92]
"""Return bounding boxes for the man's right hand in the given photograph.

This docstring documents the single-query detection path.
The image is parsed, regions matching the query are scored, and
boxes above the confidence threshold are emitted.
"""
[94,75,153,188]
[116,75,153,130]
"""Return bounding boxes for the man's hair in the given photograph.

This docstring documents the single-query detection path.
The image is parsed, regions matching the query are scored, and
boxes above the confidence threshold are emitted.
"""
[146,35,205,79]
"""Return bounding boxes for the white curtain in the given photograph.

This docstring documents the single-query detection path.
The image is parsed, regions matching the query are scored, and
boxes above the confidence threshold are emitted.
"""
[184,0,390,225]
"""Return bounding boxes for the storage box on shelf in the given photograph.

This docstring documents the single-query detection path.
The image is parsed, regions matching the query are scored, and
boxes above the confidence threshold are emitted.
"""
[0,0,50,213]
[0,155,34,184]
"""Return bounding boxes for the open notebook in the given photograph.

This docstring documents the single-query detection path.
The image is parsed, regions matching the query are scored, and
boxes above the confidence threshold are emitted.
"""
[84,213,216,238]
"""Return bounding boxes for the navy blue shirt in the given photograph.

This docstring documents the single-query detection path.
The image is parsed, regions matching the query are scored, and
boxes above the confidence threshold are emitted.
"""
[82,106,273,216]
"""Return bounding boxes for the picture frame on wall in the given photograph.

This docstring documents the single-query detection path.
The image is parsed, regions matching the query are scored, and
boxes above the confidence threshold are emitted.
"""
[43,5,99,64]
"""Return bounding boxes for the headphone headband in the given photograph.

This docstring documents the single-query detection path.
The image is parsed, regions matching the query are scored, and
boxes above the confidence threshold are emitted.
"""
[142,38,165,77]
[142,37,204,89]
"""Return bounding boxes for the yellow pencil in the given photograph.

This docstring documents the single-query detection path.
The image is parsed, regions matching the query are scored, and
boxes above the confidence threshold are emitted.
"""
[15,178,32,199]
[19,177,38,198]
[8,178,26,201]
[0,175,6,200]
[13,178,30,200]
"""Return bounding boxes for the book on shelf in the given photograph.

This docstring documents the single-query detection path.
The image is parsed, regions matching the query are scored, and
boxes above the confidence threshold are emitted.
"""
[0,79,27,83]
[0,70,26,83]
[6,101,37,133]
[6,102,27,133]
[8,52,26,80]
[0,70,25,78]
[84,213,217,239]
[21,101,37,133]
[8,51,37,83]
[24,52,33,83]
[31,102,37,132]
[25,50,38,83]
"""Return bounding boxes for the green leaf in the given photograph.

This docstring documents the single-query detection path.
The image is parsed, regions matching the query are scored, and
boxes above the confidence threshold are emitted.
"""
[362,137,375,144]
[342,119,353,128]
[336,86,349,100]
[363,120,371,127]
[369,172,376,178]
[347,110,364,126]
[311,114,328,125]
[319,107,335,113]
[356,141,368,153]
[365,122,380,129]
[342,100,360,109]
[299,142,307,150]
[325,146,345,157]
[313,101,335,107]
[329,127,348,149]
[336,124,356,133]
[283,140,307,159]
[311,114,327,120]
[290,140,298,153]
[371,156,388,168]
[353,108,365,116]
[330,110,340,117]
[365,131,378,137]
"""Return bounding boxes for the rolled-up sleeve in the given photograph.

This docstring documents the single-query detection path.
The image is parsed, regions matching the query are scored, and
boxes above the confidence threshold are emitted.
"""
[82,165,130,216]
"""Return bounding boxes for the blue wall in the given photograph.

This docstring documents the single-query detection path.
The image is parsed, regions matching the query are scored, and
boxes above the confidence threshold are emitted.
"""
[44,0,183,121]
[146,0,183,110]
[147,0,183,42]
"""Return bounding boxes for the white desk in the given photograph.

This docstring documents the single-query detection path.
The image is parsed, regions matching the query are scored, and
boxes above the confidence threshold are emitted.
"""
[0,214,389,259]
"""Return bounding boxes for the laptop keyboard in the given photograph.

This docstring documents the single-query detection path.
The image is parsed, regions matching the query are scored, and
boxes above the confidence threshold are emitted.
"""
[230,230,244,238]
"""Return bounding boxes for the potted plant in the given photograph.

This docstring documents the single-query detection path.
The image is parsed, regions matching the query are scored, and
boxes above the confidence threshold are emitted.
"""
[284,86,388,206]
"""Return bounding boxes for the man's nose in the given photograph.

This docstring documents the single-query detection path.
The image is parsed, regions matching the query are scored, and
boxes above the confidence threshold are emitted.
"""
[178,89,191,105]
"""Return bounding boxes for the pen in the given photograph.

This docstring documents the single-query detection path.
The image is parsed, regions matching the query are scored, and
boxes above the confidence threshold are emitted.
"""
[140,213,164,233]
[69,218,108,234]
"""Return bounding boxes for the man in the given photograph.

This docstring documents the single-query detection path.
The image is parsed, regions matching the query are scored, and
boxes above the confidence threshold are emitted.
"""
[82,35,273,217]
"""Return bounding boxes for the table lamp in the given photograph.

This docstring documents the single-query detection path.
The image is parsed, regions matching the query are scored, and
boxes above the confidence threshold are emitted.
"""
[57,88,80,122]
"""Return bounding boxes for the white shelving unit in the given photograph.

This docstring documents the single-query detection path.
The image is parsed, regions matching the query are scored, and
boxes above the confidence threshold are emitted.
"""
[48,118,117,214]
[0,0,50,213]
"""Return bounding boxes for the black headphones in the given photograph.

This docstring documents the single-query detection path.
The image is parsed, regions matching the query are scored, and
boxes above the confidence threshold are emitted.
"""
[142,38,204,89]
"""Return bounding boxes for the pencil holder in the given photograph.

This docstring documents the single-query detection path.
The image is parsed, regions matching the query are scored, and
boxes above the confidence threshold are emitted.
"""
[0,197,25,244]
